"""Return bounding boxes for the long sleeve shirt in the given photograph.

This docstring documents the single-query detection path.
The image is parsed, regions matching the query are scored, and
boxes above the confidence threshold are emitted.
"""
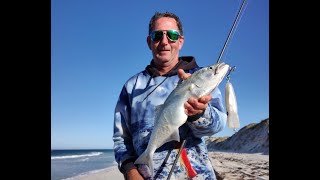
[113,56,227,180]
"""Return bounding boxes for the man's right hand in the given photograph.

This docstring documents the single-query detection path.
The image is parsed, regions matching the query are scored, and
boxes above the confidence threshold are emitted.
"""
[125,168,144,180]
[178,69,212,116]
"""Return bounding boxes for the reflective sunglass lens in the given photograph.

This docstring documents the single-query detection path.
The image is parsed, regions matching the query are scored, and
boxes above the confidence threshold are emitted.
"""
[151,31,163,41]
[167,30,180,41]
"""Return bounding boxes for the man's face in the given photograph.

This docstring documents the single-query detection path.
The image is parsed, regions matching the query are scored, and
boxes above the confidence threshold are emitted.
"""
[147,17,184,69]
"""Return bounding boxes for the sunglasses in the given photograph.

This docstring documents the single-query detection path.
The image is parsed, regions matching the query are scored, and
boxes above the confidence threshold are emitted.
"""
[150,30,181,42]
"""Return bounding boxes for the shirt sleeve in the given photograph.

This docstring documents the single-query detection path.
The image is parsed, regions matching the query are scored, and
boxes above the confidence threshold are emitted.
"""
[186,87,227,138]
[113,86,137,173]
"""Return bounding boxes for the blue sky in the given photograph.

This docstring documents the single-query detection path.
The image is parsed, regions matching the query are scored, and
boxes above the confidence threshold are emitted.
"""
[51,0,269,150]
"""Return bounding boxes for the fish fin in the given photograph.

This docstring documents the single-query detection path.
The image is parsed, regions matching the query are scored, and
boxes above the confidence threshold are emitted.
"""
[225,81,240,129]
[157,129,181,146]
[137,164,153,179]
[168,129,180,142]
[134,151,154,178]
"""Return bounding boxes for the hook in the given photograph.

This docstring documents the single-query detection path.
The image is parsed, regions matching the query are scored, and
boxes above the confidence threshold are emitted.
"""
[226,66,236,81]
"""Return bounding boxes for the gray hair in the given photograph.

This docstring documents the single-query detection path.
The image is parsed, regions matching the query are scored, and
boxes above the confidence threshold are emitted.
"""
[148,11,183,36]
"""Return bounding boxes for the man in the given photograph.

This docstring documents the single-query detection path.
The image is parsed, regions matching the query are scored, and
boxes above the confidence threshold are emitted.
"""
[113,11,227,180]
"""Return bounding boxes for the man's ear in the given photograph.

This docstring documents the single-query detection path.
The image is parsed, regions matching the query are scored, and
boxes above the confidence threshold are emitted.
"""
[147,36,152,50]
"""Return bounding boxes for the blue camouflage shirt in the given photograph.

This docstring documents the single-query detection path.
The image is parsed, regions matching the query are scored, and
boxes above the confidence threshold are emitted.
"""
[113,56,227,180]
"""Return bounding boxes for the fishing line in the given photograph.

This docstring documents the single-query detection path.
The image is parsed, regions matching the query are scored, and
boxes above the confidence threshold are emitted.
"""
[216,0,248,64]
[223,0,248,63]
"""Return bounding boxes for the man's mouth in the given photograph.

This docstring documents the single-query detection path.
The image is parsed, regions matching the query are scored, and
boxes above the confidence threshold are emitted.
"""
[158,49,170,53]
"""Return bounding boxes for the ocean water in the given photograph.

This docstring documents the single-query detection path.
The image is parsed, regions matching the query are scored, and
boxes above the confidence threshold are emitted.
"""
[51,149,118,180]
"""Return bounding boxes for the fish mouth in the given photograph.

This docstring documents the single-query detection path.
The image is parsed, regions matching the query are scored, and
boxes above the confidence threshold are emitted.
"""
[215,62,229,75]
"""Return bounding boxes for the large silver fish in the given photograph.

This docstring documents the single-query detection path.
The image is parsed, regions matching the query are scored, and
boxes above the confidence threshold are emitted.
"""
[225,80,240,130]
[134,62,230,178]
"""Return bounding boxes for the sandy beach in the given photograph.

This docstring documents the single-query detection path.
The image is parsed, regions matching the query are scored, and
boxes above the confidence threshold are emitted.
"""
[71,151,269,180]
[72,166,124,180]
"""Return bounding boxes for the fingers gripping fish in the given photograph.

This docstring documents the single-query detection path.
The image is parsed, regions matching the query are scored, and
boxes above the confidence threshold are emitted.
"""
[134,62,230,179]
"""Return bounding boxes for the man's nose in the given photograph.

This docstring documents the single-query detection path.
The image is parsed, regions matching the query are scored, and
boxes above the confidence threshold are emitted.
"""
[159,32,169,44]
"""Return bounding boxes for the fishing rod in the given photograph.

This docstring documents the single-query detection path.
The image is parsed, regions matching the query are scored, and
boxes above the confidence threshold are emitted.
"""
[216,0,247,64]
[166,0,248,179]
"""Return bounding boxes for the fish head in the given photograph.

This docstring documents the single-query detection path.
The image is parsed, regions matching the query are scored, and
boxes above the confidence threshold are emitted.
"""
[202,62,230,81]
[191,62,230,95]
